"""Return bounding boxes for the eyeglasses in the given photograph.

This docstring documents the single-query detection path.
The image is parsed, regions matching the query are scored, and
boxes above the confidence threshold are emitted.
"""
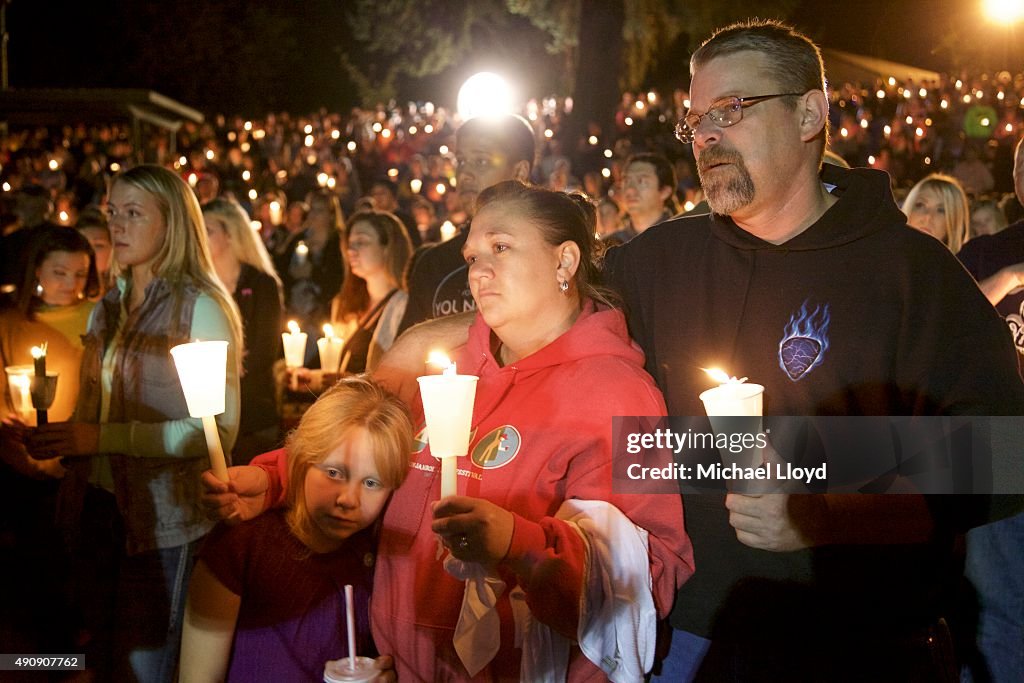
[674,92,806,143]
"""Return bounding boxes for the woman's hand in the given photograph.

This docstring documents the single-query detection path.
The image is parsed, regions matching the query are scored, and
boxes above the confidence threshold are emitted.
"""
[25,422,100,459]
[431,495,515,567]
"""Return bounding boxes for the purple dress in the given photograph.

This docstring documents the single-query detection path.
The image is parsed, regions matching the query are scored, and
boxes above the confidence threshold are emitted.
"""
[199,510,376,682]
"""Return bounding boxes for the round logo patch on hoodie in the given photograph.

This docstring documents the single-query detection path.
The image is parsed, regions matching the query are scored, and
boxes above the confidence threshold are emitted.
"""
[470,425,521,469]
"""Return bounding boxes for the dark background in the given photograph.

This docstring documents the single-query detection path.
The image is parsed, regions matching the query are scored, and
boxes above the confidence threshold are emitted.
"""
[5,0,1023,116]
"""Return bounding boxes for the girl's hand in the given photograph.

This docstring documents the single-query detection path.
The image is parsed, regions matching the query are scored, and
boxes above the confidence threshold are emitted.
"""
[26,422,100,459]
[431,496,515,567]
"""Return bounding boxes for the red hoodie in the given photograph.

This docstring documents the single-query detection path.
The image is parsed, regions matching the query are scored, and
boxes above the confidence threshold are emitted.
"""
[253,303,694,681]
[373,302,692,681]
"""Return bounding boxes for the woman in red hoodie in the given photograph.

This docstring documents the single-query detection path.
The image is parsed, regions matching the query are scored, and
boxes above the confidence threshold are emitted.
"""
[206,181,694,681]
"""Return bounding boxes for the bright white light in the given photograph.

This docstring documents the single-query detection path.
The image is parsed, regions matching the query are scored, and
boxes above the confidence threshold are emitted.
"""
[381,128,392,139]
[919,88,927,97]
[372,122,383,133]
[624,117,634,126]
[997,91,1006,100]
[251,220,262,231]
[58,211,69,223]
[179,156,187,166]
[906,116,913,124]
[244,121,253,131]
[253,129,266,140]
[304,124,313,134]
[1,182,10,192]
[544,129,554,138]
[242,170,251,182]
[331,129,341,139]
[410,178,422,193]
[887,76,896,86]
[860,119,869,129]
[876,89,886,99]
[305,154,317,165]
[424,124,434,134]
[440,221,457,242]
[317,172,329,187]
[248,189,258,200]
[981,118,991,126]
[588,136,598,145]
[983,0,1024,24]
[388,168,399,178]
[963,94,972,103]
[840,127,849,138]
[915,127,924,137]
[941,100,949,109]
[868,155,876,165]
[636,100,645,111]
[439,145,449,155]
[457,72,514,121]
[604,149,613,159]
[240,142,251,153]
[327,177,336,189]
[206,149,215,160]
[601,168,611,178]
[883,125,892,136]
[683,200,695,212]
[436,183,447,195]
[409,126,418,135]
[304,135,314,147]
[48,159,59,171]
[110,162,121,173]
[1008,123,1015,132]
[347,141,357,152]
[187,173,197,186]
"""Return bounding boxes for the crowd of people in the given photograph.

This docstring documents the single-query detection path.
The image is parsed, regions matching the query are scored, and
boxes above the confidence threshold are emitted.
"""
[1,16,1023,683]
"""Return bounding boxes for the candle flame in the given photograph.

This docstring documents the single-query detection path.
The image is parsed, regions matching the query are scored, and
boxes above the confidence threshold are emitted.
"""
[702,367,747,385]
[287,320,301,335]
[427,350,453,369]
[31,343,48,359]
[323,323,335,338]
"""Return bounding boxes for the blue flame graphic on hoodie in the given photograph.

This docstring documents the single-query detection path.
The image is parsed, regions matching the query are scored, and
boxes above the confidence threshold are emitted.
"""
[778,301,831,381]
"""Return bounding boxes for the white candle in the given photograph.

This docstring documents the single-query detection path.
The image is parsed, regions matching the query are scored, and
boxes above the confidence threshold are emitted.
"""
[295,240,309,264]
[282,320,307,369]
[418,351,478,499]
[698,368,764,417]
[317,323,344,374]
[4,365,34,422]
[170,340,231,482]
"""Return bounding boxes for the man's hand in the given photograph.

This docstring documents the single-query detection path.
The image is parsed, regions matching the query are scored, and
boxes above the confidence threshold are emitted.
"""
[200,466,270,524]
[726,492,827,552]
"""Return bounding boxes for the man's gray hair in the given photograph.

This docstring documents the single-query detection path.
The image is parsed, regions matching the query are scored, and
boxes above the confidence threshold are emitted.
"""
[691,18,827,100]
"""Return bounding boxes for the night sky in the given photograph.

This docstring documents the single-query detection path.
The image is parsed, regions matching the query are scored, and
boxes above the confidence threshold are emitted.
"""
[5,1,1022,115]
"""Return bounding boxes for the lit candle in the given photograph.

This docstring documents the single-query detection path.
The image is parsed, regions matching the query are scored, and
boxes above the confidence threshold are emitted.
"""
[317,323,344,375]
[169,340,231,482]
[417,351,478,499]
[282,321,308,391]
[269,200,283,226]
[295,240,309,265]
[30,344,55,425]
[4,365,34,422]
[699,368,765,476]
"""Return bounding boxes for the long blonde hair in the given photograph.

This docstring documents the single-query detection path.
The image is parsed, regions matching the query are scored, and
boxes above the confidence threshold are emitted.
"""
[285,376,413,549]
[202,197,283,302]
[109,165,244,363]
[902,174,970,253]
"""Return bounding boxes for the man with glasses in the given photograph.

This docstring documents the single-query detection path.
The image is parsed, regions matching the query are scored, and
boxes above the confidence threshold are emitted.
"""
[604,153,680,244]
[605,18,1024,681]
[396,115,535,334]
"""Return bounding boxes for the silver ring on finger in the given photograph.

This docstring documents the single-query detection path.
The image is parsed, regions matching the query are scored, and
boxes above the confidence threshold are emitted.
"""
[457,533,470,550]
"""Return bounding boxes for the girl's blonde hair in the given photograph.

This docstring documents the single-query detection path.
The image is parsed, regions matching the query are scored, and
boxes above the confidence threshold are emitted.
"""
[285,375,413,548]
[109,165,244,359]
[332,210,412,322]
[902,173,970,253]
[201,197,283,303]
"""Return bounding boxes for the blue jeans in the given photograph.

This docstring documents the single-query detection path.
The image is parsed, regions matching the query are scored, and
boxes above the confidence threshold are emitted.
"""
[651,629,711,682]
[962,511,1024,683]
[110,539,201,683]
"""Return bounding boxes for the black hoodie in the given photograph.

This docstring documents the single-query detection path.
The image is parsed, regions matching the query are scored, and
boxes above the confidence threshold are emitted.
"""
[606,165,1024,642]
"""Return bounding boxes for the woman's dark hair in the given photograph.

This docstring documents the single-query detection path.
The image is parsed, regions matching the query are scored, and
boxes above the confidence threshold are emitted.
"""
[475,180,619,308]
[18,225,99,318]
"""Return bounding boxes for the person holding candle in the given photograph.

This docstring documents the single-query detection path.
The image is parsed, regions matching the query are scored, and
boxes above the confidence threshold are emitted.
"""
[600,20,1024,681]
[274,189,345,365]
[293,209,411,391]
[204,181,694,680]
[26,164,242,683]
[202,198,285,464]
[180,377,404,682]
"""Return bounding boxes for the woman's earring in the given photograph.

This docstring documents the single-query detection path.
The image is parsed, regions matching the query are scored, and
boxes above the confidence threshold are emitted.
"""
[34,282,44,297]
[559,279,569,294]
